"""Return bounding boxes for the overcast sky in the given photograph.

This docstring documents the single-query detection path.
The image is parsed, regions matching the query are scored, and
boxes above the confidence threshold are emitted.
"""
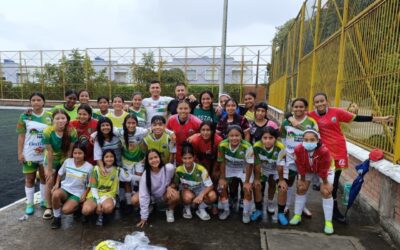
[0,0,303,51]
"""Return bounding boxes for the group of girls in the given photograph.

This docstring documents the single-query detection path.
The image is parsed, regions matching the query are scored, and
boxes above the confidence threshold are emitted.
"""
[17,86,391,235]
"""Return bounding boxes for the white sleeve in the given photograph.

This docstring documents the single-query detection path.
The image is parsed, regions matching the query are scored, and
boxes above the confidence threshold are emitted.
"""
[277,148,286,167]
[169,139,176,153]
[91,188,100,204]
[118,168,132,182]
[58,160,68,176]
[245,146,254,165]
[93,140,102,161]
[139,173,150,220]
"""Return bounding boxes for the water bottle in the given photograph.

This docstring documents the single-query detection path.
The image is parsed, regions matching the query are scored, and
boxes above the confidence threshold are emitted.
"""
[342,183,352,206]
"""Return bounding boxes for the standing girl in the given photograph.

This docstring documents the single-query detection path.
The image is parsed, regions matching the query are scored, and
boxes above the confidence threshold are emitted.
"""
[242,92,256,122]
[289,129,335,235]
[78,89,90,105]
[106,95,128,129]
[51,90,78,120]
[42,109,78,219]
[217,125,254,223]
[249,102,279,144]
[17,92,53,215]
[172,142,216,220]
[128,92,147,128]
[193,90,218,124]
[82,149,131,226]
[216,99,250,141]
[93,96,110,119]
[166,99,201,165]
[50,143,93,229]
[70,104,98,165]
[131,150,179,228]
[252,127,288,225]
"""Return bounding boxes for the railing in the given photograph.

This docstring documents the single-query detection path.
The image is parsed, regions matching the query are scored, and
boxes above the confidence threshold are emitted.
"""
[268,0,400,163]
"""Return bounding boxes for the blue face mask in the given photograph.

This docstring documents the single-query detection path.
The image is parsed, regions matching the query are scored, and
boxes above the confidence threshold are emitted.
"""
[303,142,317,151]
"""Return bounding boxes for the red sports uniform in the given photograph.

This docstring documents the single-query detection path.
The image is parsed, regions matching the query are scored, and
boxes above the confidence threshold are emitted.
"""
[191,133,223,172]
[70,119,98,165]
[166,114,201,165]
[308,108,355,169]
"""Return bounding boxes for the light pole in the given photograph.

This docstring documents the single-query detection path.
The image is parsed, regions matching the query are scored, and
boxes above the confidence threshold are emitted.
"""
[219,0,228,96]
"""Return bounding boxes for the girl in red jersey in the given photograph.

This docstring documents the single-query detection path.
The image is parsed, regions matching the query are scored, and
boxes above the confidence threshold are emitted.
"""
[166,99,202,165]
[70,104,98,165]
[288,92,392,223]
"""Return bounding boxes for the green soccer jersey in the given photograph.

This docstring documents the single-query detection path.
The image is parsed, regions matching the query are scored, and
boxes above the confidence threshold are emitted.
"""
[115,127,148,164]
[16,110,53,162]
[42,126,78,168]
[280,116,318,164]
[87,165,120,199]
[142,132,176,164]
[174,163,213,190]
[253,140,286,175]
[217,139,254,178]
[193,107,218,124]
[128,107,147,128]
[51,104,78,121]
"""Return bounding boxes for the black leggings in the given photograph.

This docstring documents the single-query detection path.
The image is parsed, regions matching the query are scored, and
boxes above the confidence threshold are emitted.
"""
[332,169,342,200]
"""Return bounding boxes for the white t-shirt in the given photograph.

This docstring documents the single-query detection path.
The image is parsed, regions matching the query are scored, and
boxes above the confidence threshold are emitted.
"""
[58,158,93,198]
[142,96,174,127]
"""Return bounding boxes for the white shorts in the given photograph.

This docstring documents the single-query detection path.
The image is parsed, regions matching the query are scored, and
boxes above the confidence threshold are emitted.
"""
[99,195,116,206]
[304,169,334,184]
[262,166,289,181]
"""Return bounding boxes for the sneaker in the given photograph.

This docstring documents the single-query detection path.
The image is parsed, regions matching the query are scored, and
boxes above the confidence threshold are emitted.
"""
[25,203,35,215]
[302,207,312,218]
[196,209,211,221]
[324,220,334,235]
[312,184,320,191]
[40,200,47,208]
[289,214,302,225]
[51,217,61,229]
[96,215,104,226]
[166,209,175,223]
[219,210,230,220]
[250,210,263,221]
[267,201,275,214]
[242,212,251,224]
[42,208,53,220]
[278,213,288,225]
[183,207,192,219]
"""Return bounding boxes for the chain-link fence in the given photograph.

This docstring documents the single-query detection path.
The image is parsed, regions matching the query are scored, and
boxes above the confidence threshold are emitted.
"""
[269,0,400,163]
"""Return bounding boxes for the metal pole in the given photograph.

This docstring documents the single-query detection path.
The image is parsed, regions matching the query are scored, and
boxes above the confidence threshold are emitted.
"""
[255,50,260,90]
[295,2,306,97]
[219,0,228,96]
[308,0,321,110]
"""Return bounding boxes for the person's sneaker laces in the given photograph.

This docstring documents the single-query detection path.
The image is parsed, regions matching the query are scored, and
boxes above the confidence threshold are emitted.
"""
[219,210,230,220]
[242,212,251,224]
[165,209,175,223]
[278,213,288,225]
[183,207,192,219]
[25,203,34,215]
[324,220,334,235]
[196,209,211,221]
[96,215,104,226]
[51,217,61,229]
[250,209,263,221]
[289,214,302,225]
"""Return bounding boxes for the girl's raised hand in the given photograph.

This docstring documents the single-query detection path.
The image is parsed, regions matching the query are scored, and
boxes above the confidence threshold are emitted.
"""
[136,219,147,228]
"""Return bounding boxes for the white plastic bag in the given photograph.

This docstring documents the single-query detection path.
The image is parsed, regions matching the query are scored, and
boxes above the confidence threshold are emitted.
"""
[94,231,167,250]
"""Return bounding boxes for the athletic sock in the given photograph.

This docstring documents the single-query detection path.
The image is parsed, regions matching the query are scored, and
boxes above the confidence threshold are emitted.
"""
[278,204,285,213]
[294,194,306,215]
[40,183,46,202]
[125,192,132,205]
[53,208,61,218]
[322,197,334,221]
[199,202,208,210]
[243,200,252,214]
[255,201,263,210]
[184,205,191,210]
[221,200,229,211]
[25,186,35,204]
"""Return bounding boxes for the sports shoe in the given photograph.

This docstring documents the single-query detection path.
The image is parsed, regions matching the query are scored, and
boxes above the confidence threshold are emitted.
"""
[183,207,192,219]
[324,220,334,235]
[278,213,288,225]
[165,209,175,223]
[96,215,104,226]
[196,209,211,221]
[250,209,263,221]
[219,210,230,220]
[242,212,251,224]
[40,200,47,208]
[289,214,302,225]
[25,203,34,215]
[302,207,312,218]
[267,201,275,214]
[51,217,61,229]
[42,208,53,220]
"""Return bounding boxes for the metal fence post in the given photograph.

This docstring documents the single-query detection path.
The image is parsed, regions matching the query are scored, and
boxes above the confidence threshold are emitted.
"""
[295,2,306,97]
[108,48,112,100]
[395,116,400,164]
[334,0,349,107]
[0,52,3,99]
[308,0,321,110]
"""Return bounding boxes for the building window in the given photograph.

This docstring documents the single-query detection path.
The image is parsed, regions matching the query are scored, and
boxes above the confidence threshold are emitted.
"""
[205,69,219,81]
[114,72,127,83]
[186,70,197,81]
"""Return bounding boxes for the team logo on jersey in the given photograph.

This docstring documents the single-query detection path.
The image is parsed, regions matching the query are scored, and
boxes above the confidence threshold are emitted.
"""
[331,116,337,123]
[34,147,44,154]
[161,144,167,149]
[46,117,52,124]
[273,151,278,158]
[29,128,39,135]
[188,129,194,135]
[239,151,245,155]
